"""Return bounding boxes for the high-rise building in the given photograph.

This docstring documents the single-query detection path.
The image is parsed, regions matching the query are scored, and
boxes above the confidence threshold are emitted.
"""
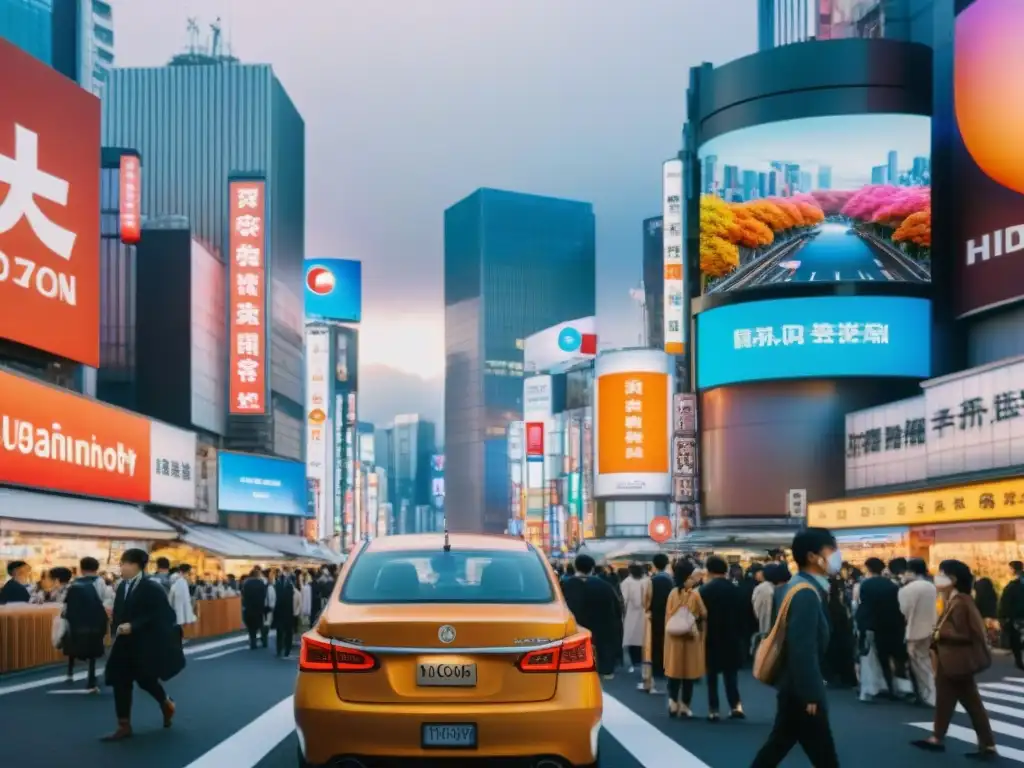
[742,170,759,200]
[103,62,306,460]
[887,150,899,186]
[871,165,888,185]
[722,165,740,196]
[702,154,717,194]
[759,1,935,50]
[51,0,113,97]
[386,414,437,533]
[0,0,52,64]
[817,165,833,190]
[444,189,596,533]
[642,216,663,349]
[799,171,813,194]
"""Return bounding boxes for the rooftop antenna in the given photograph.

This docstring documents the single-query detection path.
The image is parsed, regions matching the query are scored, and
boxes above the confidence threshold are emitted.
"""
[186,17,200,55]
[210,17,222,59]
[443,517,451,553]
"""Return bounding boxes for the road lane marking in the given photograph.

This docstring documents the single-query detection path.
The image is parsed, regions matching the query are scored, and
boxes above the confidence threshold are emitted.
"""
[858,270,866,279]
[981,690,1024,705]
[46,689,99,695]
[874,258,883,267]
[196,647,249,660]
[960,701,1024,720]
[0,633,256,696]
[982,682,1024,695]
[603,692,712,767]
[834,271,841,280]
[882,269,895,280]
[809,271,816,281]
[910,723,1024,763]
[865,274,874,280]
[183,695,295,768]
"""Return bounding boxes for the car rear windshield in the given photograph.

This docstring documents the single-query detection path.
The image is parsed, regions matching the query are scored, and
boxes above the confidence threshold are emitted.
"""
[340,548,556,604]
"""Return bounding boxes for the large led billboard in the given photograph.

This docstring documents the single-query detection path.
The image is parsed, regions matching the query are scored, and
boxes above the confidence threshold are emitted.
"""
[696,296,931,389]
[593,349,673,498]
[698,114,931,294]
[304,258,362,323]
[218,451,309,517]
[952,0,1024,316]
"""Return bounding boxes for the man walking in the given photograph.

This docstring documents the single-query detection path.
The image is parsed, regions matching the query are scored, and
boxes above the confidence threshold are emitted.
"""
[701,555,745,719]
[272,570,296,657]
[561,554,623,679]
[857,557,907,699]
[640,552,674,694]
[63,556,109,693]
[999,561,1024,670]
[151,557,172,596]
[899,557,937,706]
[102,549,185,741]
[751,528,840,768]
[241,566,269,649]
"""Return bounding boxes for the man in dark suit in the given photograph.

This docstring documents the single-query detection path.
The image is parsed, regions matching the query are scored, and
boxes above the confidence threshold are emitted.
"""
[102,548,185,741]
[241,566,269,649]
[999,560,1024,670]
[0,560,31,604]
[272,571,296,657]
[561,554,623,679]
[752,528,840,768]
[856,556,907,697]
[700,555,746,719]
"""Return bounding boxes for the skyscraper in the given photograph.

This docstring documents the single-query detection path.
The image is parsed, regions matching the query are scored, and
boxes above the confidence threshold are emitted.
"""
[872,165,888,184]
[888,150,899,186]
[0,0,53,64]
[702,154,718,194]
[642,216,663,349]
[51,0,114,96]
[103,62,306,460]
[817,165,833,190]
[444,189,595,533]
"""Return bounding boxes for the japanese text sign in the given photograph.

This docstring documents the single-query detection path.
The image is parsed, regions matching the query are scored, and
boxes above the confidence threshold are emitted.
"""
[597,371,669,475]
[525,422,544,458]
[119,154,141,245]
[0,39,100,367]
[228,179,267,415]
[810,476,1024,530]
[662,158,685,355]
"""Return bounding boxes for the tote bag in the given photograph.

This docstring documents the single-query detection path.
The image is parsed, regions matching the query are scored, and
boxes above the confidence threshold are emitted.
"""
[753,582,815,685]
[666,602,696,637]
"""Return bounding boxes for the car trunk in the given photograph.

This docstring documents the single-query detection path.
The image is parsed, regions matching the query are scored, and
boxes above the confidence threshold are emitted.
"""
[320,602,572,704]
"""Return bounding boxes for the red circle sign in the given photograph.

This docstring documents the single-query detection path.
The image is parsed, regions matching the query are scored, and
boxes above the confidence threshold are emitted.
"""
[649,516,672,544]
[306,265,335,295]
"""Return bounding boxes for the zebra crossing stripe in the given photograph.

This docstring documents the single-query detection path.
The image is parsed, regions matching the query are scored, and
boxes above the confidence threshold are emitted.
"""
[979,690,1024,706]
[910,723,1024,763]
[980,682,1024,695]
[959,701,1024,721]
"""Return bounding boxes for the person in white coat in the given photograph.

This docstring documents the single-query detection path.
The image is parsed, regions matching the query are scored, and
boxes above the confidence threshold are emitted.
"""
[169,564,197,637]
[300,571,313,629]
[899,557,937,706]
[620,563,648,674]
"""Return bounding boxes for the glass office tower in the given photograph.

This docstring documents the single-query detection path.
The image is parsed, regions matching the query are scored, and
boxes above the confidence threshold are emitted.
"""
[444,189,596,533]
[0,0,53,64]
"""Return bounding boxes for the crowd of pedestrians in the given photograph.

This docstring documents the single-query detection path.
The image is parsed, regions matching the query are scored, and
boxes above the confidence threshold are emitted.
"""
[554,527,1005,767]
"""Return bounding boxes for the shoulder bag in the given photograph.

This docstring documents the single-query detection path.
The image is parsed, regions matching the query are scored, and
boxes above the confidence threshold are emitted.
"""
[666,591,697,637]
[753,581,815,685]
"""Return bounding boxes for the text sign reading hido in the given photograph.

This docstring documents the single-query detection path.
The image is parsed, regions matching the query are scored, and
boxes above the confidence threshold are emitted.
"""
[228,179,267,415]
[0,38,101,366]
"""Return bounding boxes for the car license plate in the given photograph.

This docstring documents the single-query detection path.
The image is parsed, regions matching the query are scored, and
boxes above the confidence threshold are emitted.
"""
[416,662,477,687]
[422,723,477,749]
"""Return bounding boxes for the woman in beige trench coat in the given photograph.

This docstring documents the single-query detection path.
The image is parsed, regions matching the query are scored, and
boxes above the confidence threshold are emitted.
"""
[664,560,707,718]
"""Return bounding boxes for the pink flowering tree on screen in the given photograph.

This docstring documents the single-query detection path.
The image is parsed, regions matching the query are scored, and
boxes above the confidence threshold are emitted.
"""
[841,184,932,261]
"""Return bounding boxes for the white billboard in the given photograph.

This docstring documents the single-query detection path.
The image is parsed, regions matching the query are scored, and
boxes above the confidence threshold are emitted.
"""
[593,349,674,498]
[524,316,597,374]
[149,421,198,509]
[305,325,333,540]
[508,421,524,460]
[662,158,685,355]
[523,375,553,421]
[845,396,927,490]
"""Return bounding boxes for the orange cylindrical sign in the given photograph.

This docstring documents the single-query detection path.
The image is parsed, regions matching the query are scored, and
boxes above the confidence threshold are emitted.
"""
[649,515,672,544]
[119,154,141,245]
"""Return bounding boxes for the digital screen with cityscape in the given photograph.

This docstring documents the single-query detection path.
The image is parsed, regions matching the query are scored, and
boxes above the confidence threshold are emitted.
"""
[697,114,932,294]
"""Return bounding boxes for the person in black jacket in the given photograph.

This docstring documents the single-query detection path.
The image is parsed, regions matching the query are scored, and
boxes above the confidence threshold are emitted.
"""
[272,571,296,657]
[640,552,674,694]
[998,561,1024,670]
[700,555,745,720]
[561,554,623,679]
[751,528,839,768]
[241,566,269,649]
[856,557,907,698]
[0,560,31,604]
[63,556,109,692]
[102,549,185,741]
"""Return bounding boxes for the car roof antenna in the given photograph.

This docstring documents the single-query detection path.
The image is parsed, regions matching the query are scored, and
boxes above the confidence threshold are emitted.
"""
[443,517,451,553]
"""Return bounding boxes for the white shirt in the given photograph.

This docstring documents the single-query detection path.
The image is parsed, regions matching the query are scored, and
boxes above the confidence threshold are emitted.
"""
[169,573,197,625]
[899,576,938,642]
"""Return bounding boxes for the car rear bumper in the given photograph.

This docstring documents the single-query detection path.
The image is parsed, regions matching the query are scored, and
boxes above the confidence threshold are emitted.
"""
[295,672,602,766]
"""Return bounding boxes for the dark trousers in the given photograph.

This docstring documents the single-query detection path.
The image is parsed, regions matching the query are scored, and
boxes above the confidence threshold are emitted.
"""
[707,668,741,711]
[626,646,642,666]
[934,673,996,749]
[276,623,293,656]
[667,677,695,706]
[751,693,839,768]
[113,676,167,720]
[1008,621,1024,669]
[67,657,97,688]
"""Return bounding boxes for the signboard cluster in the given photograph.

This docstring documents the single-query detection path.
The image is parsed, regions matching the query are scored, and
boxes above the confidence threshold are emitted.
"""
[228,179,267,415]
[662,159,685,356]
[671,393,699,536]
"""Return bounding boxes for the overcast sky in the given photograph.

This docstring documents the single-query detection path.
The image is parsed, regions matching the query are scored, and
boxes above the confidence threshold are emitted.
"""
[113,0,756,384]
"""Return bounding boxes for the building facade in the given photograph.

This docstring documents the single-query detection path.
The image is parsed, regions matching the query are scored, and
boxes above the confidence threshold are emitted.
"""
[0,0,52,64]
[758,0,935,50]
[51,0,113,95]
[444,188,596,533]
[103,63,306,460]
[642,216,664,350]
[385,414,437,533]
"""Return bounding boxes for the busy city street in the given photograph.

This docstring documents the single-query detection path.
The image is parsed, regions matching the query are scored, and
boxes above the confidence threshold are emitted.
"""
[2,629,1022,767]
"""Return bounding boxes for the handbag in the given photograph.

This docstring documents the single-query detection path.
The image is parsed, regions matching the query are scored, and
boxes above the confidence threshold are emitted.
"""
[932,593,992,677]
[51,612,68,650]
[666,598,696,637]
[753,582,815,685]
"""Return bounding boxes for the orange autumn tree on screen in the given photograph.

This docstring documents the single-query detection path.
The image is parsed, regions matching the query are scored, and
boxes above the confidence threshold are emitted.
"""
[893,207,931,250]
[699,195,740,286]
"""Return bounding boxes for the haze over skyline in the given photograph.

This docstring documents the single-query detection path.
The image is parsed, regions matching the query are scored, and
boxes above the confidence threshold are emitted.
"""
[112,0,757,426]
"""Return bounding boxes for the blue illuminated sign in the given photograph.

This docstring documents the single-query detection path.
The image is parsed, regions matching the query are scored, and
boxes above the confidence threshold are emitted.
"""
[696,296,931,389]
[218,451,311,517]
[304,258,362,323]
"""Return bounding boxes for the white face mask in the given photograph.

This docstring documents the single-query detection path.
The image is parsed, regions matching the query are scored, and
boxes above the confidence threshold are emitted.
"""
[825,550,843,575]
[934,573,953,589]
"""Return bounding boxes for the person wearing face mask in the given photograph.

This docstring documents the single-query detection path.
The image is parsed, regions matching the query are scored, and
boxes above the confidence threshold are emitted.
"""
[912,559,996,759]
[751,528,840,768]
[898,558,937,707]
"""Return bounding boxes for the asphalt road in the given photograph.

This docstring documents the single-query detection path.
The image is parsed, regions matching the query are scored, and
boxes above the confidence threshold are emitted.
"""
[740,222,921,288]
[2,632,1023,767]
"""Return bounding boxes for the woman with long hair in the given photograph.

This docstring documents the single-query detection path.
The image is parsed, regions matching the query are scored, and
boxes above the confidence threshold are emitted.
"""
[663,560,706,718]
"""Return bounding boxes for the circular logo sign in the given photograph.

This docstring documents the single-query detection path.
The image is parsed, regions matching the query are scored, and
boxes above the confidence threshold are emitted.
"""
[306,265,335,296]
[649,516,672,544]
[438,625,456,644]
[308,408,326,424]
[557,326,581,353]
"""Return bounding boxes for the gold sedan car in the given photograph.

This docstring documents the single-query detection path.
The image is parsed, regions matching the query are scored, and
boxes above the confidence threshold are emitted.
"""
[294,534,603,767]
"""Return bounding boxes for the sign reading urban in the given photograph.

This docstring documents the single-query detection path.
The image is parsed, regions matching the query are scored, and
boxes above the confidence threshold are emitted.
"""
[228,179,267,415]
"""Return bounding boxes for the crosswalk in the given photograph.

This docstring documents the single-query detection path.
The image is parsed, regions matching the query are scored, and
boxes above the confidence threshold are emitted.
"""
[909,676,1024,762]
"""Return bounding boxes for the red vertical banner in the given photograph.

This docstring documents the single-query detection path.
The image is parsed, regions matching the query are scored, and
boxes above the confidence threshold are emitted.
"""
[525,421,544,457]
[228,179,267,415]
[119,154,141,245]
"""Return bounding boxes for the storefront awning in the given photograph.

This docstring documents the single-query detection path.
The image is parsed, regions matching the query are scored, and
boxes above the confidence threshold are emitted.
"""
[0,488,177,540]
[231,531,344,564]
[178,524,285,560]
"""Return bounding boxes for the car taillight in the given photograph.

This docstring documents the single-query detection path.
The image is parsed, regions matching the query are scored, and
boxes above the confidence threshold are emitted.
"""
[516,633,595,673]
[299,633,377,673]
